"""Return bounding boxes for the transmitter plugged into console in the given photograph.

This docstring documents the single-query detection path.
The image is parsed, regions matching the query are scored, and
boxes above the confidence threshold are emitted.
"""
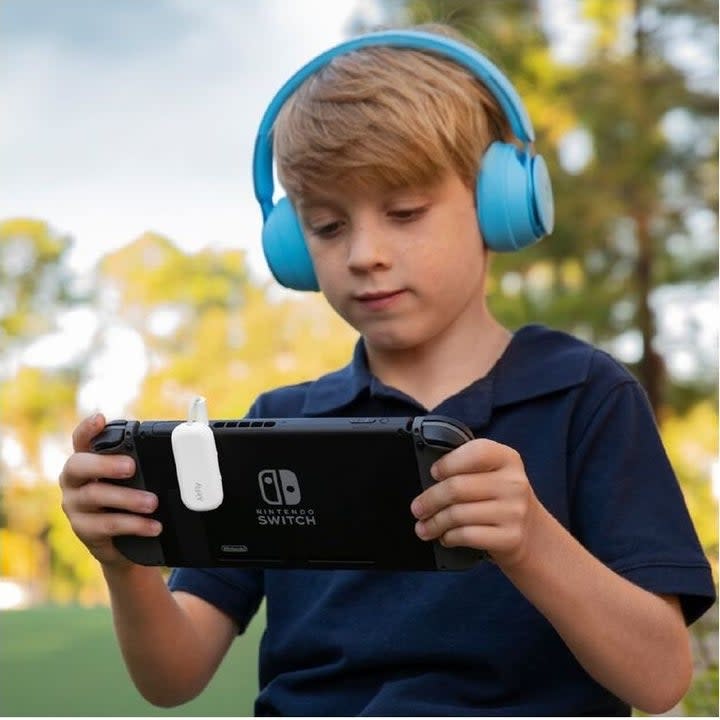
[171,396,224,511]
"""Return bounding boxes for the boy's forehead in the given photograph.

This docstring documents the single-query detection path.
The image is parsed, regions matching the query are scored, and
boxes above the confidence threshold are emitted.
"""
[296,177,446,209]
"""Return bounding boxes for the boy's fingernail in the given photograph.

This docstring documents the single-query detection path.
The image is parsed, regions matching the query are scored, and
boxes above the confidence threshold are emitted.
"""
[118,459,134,476]
[142,491,157,505]
[89,412,101,426]
[430,464,439,481]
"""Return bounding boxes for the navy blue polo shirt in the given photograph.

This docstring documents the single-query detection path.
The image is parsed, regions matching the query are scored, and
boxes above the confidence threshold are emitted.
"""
[169,324,715,716]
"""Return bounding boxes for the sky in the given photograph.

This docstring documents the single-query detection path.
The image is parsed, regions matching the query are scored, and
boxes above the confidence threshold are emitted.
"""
[0,0,385,280]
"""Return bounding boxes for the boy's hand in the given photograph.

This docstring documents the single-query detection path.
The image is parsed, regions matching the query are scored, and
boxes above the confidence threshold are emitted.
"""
[411,438,539,569]
[59,413,161,568]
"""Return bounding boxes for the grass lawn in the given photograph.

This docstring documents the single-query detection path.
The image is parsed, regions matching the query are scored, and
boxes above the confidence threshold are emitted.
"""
[0,604,264,716]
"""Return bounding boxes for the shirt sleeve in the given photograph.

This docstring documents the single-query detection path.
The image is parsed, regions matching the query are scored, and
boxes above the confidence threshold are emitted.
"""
[168,567,264,634]
[568,367,716,626]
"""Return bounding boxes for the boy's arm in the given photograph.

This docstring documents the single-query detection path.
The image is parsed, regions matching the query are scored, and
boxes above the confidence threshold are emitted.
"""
[59,413,240,708]
[412,438,694,715]
[496,503,691,715]
[501,505,690,712]
[103,563,238,707]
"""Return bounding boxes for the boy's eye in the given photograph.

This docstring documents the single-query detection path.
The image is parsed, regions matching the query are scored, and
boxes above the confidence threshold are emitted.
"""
[389,206,428,222]
[309,220,344,238]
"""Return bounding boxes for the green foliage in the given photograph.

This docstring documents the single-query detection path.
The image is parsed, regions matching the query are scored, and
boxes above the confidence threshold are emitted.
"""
[682,665,719,716]
[0,366,78,469]
[0,218,78,354]
[383,0,718,411]
[98,233,357,421]
[98,231,248,315]
[661,401,719,574]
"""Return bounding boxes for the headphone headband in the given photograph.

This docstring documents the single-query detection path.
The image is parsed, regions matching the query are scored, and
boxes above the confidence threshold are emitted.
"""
[253,29,536,218]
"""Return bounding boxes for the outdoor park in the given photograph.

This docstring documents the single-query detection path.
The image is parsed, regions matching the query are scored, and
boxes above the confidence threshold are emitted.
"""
[1,0,717,716]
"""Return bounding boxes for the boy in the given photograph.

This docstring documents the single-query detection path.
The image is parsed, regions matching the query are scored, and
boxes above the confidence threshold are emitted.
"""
[59,23,715,716]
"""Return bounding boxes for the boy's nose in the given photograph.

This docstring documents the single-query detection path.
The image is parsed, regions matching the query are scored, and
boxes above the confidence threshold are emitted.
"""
[346,223,390,272]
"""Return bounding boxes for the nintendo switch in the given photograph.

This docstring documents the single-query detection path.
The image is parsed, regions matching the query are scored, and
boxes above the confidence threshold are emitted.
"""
[91,415,488,571]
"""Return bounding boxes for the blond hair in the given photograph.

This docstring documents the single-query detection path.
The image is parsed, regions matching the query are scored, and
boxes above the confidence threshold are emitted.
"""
[273,23,514,203]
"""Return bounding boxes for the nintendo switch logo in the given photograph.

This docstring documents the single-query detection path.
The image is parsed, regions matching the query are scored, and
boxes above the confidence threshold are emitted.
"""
[259,469,301,506]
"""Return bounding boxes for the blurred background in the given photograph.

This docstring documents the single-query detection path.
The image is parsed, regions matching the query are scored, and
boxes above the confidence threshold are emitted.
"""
[0,0,717,715]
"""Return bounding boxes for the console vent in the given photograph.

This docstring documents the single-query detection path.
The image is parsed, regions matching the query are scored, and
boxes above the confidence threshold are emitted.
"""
[213,420,276,429]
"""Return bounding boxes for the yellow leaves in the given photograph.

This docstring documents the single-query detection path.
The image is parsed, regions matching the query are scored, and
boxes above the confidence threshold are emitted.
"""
[1,367,75,424]
[129,274,357,422]
[661,401,718,575]
[0,218,68,260]
[581,0,633,53]
[1,217,74,349]
[662,401,717,483]
[560,259,584,290]
[99,232,248,310]
[518,49,577,146]
[0,367,77,469]
[0,529,41,580]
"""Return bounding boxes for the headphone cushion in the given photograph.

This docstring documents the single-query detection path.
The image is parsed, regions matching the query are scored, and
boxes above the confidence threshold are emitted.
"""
[261,197,319,291]
[476,142,549,252]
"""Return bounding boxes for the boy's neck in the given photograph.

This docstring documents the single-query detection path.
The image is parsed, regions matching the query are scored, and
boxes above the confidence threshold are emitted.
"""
[364,314,512,412]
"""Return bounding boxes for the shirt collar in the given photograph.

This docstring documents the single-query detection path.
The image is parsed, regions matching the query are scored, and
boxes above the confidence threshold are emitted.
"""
[301,325,592,420]
[491,324,592,408]
[301,339,373,415]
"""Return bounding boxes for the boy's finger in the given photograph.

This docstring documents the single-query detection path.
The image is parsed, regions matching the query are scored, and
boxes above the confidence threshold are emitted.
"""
[411,472,498,520]
[72,413,106,452]
[72,512,162,541]
[431,438,510,481]
[60,452,135,489]
[415,500,501,540]
[75,481,157,515]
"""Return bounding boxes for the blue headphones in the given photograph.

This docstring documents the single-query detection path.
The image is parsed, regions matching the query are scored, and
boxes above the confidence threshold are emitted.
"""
[253,29,554,291]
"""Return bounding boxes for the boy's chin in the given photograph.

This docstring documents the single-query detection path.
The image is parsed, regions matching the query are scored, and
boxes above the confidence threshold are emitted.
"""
[360,327,429,355]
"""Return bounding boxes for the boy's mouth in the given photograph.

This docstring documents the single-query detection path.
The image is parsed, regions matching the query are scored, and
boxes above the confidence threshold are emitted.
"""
[354,289,406,310]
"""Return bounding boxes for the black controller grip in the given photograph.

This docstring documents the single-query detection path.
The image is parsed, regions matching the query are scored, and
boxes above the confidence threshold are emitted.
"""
[412,416,490,569]
[91,420,166,565]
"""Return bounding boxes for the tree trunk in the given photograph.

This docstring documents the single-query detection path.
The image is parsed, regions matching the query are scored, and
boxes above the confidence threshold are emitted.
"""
[632,0,665,416]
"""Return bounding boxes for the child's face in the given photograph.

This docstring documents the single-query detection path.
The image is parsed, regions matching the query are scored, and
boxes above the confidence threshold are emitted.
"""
[298,170,490,354]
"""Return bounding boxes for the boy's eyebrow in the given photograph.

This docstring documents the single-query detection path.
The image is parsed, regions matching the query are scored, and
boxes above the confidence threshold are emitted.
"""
[299,183,440,211]
[296,196,344,212]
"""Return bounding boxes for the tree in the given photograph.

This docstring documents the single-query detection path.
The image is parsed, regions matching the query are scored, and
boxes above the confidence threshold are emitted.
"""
[0,218,87,601]
[373,0,718,413]
[96,232,357,421]
[0,218,79,358]
[0,221,359,602]
[0,218,85,479]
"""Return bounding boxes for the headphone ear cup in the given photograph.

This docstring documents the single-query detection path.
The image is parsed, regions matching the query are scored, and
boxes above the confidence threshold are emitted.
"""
[261,197,320,291]
[476,142,554,252]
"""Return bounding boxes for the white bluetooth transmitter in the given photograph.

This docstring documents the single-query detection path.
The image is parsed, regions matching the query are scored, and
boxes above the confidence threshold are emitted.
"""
[171,396,224,511]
